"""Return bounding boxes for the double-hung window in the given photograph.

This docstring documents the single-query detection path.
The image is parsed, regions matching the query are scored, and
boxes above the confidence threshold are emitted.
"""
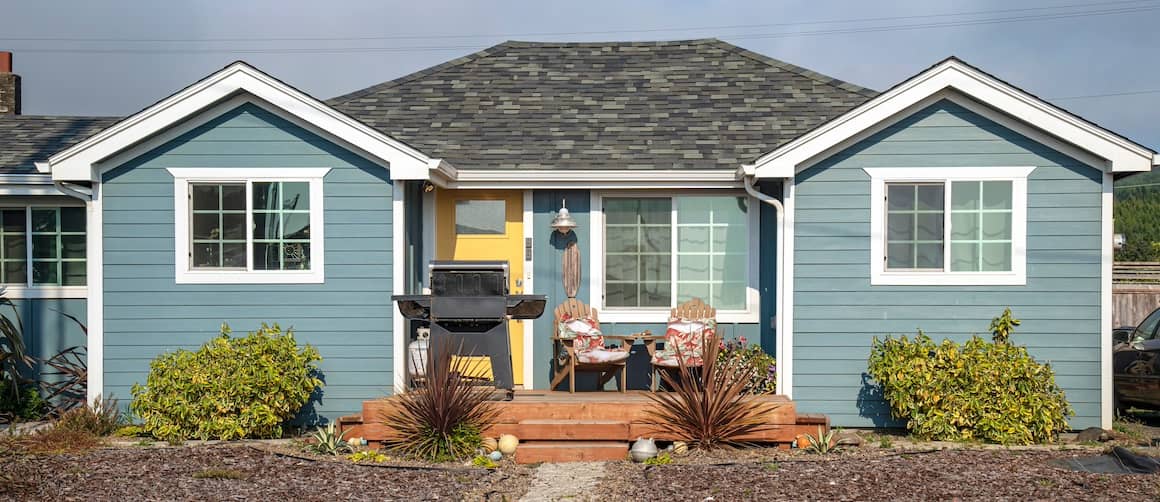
[866,167,1034,285]
[169,168,328,284]
[597,194,757,322]
[0,206,87,291]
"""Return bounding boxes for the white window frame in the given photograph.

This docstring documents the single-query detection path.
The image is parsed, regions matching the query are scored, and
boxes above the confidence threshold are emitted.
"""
[865,166,1035,286]
[590,190,760,323]
[0,204,88,298]
[169,167,329,284]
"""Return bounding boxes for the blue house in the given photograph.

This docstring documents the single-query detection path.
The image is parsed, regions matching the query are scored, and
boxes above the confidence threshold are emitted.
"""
[0,40,1152,429]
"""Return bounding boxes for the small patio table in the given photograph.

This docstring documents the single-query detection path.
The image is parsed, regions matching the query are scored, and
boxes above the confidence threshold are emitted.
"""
[604,331,661,390]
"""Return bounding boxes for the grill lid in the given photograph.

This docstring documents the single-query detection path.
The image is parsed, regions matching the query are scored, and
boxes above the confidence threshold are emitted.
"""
[429,260,509,297]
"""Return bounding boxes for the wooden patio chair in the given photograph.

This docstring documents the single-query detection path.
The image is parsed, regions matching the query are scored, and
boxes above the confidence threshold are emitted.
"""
[650,297,718,391]
[550,298,629,393]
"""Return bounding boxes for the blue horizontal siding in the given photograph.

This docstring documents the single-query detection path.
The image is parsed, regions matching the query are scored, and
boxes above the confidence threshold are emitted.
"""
[101,103,394,422]
[792,100,1105,429]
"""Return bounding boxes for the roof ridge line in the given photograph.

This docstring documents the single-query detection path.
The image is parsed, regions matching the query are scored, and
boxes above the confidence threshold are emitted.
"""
[327,41,517,104]
[708,39,877,98]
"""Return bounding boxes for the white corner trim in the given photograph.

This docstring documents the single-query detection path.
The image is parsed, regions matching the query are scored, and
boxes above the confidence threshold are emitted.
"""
[169,167,328,284]
[86,182,104,405]
[753,59,1154,177]
[522,190,535,389]
[46,62,432,182]
[865,166,1033,286]
[392,181,407,394]
[1100,172,1113,429]
[588,190,761,324]
[779,179,795,398]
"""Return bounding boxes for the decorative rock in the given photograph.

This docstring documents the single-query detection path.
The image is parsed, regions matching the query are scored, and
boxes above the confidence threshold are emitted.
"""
[630,437,658,463]
[488,450,503,461]
[836,432,863,447]
[498,434,519,455]
[1076,427,1110,443]
[672,441,689,456]
[481,437,498,453]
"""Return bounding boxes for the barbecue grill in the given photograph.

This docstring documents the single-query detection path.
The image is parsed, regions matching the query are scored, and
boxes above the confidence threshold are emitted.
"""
[394,261,546,399]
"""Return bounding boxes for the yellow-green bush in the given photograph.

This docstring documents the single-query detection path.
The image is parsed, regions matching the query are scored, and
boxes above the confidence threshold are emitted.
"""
[867,317,1072,445]
[130,323,321,442]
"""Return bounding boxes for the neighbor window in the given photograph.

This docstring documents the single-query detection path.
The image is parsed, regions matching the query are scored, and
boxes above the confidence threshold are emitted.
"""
[0,207,86,287]
[602,195,751,312]
[867,167,1032,286]
[169,168,328,284]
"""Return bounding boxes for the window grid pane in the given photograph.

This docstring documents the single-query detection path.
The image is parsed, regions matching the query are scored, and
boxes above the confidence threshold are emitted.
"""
[949,181,1013,272]
[885,183,944,270]
[604,198,672,308]
[676,197,747,310]
[0,209,26,284]
[253,181,311,271]
[191,183,246,269]
[30,208,86,286]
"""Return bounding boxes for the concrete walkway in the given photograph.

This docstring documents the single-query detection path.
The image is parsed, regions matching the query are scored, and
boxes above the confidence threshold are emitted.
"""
[518,461,606,502]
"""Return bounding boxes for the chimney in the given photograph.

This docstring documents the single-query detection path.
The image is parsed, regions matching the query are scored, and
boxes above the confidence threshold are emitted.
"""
[0,52,20,115]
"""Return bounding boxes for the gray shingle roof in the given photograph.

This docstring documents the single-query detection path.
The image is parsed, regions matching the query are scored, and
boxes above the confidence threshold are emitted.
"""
[0,115,118,173]
[329,38,877,170]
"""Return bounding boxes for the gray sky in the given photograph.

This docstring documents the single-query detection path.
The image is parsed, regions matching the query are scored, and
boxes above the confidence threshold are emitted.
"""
[5,0,1160,148]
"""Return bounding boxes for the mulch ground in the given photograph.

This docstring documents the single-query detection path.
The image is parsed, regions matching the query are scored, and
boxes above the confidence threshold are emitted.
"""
[597,449,1160,501]
[1,444,531,501]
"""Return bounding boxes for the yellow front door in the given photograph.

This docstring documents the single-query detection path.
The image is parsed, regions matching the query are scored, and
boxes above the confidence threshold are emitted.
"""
[435,189,525,386]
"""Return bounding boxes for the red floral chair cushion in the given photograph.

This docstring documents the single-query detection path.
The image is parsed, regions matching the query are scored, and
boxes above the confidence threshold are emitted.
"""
[652,317,717,368]
[558,315,629,364]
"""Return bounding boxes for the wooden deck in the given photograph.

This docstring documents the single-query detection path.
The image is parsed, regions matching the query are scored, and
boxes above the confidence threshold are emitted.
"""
[340,391,827,463]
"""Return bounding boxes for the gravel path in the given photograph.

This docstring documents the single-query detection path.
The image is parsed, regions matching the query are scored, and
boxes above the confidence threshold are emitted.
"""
[519,461,605,502]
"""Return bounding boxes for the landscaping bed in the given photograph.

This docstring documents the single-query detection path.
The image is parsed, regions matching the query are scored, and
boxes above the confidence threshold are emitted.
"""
[598,448,1160,500]
[1,443,532,501]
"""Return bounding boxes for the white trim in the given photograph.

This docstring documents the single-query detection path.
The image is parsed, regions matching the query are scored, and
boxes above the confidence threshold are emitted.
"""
[522,190,534,389]
[589,190,761,324]
[393,181,407,393]
[0,173,79,196]
[1101,172,1113,429]
[168,167,329,284]
[864,166,1034,286]
[0,286,87,299]
[430,169,742,190]
[85,182,104,404]
[420,189,436,293]
[45,62,432,182]
[753,59,1154,177]
[779,179,795,398]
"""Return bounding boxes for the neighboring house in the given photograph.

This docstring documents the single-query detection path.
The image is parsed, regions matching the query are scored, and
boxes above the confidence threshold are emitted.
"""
[0,40,1153,429]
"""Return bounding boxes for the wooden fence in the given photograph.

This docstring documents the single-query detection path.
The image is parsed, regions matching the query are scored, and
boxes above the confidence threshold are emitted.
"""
[1113,262,1160,327]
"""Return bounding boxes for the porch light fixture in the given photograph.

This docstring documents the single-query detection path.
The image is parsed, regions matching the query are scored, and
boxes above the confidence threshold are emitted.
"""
[551,199,577,235]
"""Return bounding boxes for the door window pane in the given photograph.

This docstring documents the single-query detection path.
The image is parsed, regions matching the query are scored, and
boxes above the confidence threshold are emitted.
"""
[455,200,506,235]
[885,183,944,270]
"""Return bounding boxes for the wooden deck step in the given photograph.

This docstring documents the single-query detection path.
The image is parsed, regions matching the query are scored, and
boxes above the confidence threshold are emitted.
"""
[515,441,629,464]
[488,419,630,440]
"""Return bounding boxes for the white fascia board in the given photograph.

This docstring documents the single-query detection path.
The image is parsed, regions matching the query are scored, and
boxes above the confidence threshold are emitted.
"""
[46,62,432,182]
[753,59,1155,177]
[437,169,742,189]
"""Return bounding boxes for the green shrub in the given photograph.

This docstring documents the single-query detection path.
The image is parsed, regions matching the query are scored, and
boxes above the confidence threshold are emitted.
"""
[130,323,322,442]
[0,380,45,421]
[867,314,1072,445]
